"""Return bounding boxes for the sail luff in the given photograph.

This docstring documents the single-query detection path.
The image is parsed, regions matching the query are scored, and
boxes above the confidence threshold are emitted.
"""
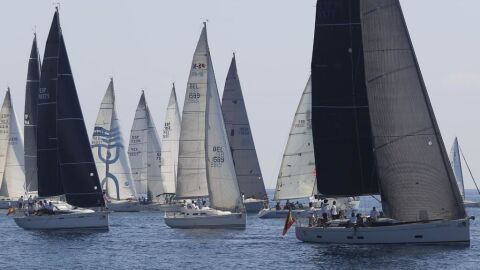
[450,138,464,199]
[160,85,181,194]
[221,55,267,201]
[360,0,465,221]
[24,34,41,193]
[274,77,317,201]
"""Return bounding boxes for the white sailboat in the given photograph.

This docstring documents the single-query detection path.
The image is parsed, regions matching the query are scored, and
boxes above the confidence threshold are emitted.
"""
[164,23,246,229]
[258,77,359,219]
[450,137,480,207]
[295,0,470,244]
[14,9,108,230]
[221,54,268,213]
[91,79,139,212]
[128,91,164,210]
[0,89,26,209]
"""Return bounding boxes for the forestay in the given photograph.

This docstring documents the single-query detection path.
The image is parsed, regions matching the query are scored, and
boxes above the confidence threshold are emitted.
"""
[274,77,317,201]
[0,90,26,199]
[222,55,267,201]
[176,26,209,199]
[91,80,137,200]
[160,85,181,194]
[360,0,465,221]
[450,138,464,199]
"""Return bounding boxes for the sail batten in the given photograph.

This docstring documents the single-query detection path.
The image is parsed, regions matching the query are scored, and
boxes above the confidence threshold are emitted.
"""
[221,55,267,201]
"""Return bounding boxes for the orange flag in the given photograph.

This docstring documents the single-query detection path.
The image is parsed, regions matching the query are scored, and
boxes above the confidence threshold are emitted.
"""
[6,207,15,216]
[282,208,296,236]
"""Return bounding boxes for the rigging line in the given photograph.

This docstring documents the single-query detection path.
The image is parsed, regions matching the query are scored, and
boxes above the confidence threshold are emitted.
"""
[458,145,480,196]
[370,195,381,203]
[373,126,432,151]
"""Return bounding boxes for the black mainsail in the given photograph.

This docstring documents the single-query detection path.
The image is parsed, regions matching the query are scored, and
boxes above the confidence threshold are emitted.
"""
[24,34,41,192]
[311,0,379,196]
[37,9,104,207]
[221,55,267,201]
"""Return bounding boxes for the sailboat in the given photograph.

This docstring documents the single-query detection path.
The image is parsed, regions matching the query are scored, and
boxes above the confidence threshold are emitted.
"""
[128,91,164,210]
[14,9,108,230]
[450,138,480,207]
[24,34,41,195]
[158,84,182,211]
[164,24,246,229]
[221,54,268,213]
[295,0,471,244]
[0,89,26,209]
[91,79,139,212]
[258,77,359,219]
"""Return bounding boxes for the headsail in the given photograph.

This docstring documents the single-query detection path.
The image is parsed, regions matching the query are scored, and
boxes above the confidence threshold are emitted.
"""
[160,84,181,194]
[222,55,267,201]
[145,101,163,198]
[360,0,465,221]
[91,80,137,200]
[274,77,317,201]
[0,90,26,198]
[450,138,464,199]
[203,26,243,212]
[24,34,41,193]
[128,93,148,198]
[176,26,209,199]
[311,0,379,196]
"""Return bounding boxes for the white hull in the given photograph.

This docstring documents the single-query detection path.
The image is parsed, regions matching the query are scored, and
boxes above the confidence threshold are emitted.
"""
[0,199,17,209]
[107,200,141,212]
[464,200,480,208]
[140,203,181,212]
[164,208,246,229]
[295,218,470,244]
[258,208,305,219]
[244,199,265,213]
[14,210,109,231]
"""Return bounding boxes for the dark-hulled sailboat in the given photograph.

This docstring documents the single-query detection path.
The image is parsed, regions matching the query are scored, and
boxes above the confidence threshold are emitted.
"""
[221,54,268,213]
[295,0,470,244]
[14,9,108,230]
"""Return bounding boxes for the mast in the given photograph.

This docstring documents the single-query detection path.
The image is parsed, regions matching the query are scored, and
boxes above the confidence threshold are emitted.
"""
[91,79,137,200]
[274,77,316,201]
[221,54,267,201]
[203,27,243,212]
[160,84,181,194]
[360,0,465,221]
[175,25,209,199]
[450,138,464,199]
[0,89,26,198]
[24,34,41,193]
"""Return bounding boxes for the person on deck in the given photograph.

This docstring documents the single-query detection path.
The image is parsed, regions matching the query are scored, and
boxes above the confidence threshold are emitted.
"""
[370,206,379,221]
[348,212,357,227]
[330,201,338,220]
[17,196,24,209]
[275,202,281,211]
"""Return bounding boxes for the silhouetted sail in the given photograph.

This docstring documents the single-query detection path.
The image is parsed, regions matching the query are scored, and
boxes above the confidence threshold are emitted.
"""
[311,0,379,196]
[146,102,163,197]
[160,85,181,194]
[91,80,137,200]
[204,31,243,212]
[0,90,26,198]
[176,26,209,199]
[450,138,464,199]
[24,35,41,193]
[128,93,148,198]
[274,77,317,201]
[222,55,267,201]
[38,10,104,207]
[360,0,465,221]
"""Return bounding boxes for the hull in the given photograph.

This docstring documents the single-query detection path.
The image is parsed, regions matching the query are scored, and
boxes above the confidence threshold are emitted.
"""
[295,219,470,244]
[164,209,246,229]
[258,208,305,219]
[107,200,141,212]
[141,203,181,212]
[0,199,17,209]
[244,199,265,213]
[14,211,109,231]
[464,200,480,208]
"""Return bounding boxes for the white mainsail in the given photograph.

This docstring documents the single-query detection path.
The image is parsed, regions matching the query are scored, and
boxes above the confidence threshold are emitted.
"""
[160,85,181,194]
[176,26,209,199]
[0,89,26,198]
[450,137,465,199]
[274,77,317,201]
[91,80,137,200]
[146,103,163,197]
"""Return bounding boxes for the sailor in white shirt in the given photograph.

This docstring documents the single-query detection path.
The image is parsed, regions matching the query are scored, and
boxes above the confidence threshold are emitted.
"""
[370,206,379,221]
[330,201,338,220]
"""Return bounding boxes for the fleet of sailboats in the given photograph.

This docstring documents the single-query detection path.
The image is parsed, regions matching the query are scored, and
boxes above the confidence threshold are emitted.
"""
[0,2,475,244]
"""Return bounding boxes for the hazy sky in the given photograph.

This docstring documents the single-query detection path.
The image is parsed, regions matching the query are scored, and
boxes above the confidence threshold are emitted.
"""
[1,0,479,189]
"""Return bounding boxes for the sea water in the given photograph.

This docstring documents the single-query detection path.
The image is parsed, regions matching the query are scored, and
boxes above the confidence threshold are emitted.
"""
[1,190,479,269]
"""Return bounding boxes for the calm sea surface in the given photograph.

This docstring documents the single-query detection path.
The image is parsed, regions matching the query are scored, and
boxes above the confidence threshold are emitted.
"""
[1,190,479,270]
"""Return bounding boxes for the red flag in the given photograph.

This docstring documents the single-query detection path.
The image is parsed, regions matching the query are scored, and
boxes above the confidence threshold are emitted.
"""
[282,208,296,236]
[6,207,15,216]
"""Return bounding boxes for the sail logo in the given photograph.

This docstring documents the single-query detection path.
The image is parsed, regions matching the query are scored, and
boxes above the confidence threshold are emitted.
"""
[192,63,206,69]
[163,122,171,139]
[211,146,225,167]
[38,88,50,100]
